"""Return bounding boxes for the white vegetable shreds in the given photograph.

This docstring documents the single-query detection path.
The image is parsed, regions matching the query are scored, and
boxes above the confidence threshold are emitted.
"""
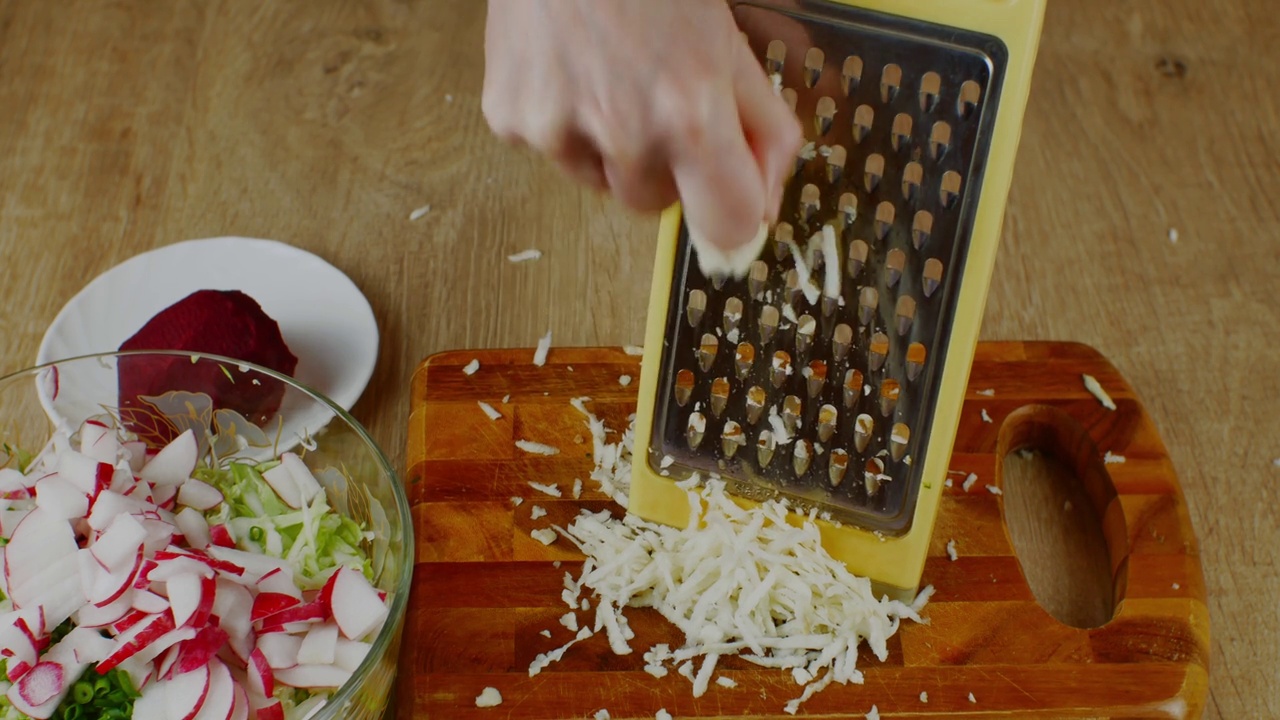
[462,359,480,375]
[529,627,592,677]
[511,496,524,507]
[478,401,502,421]
[534,330,553,367]
[962,473,978,492]
[475,687,503,707]
[656,710,673,720]
[986,485,1003,496]
[821,224,841,299]
[530,505,548,520]
[716,676,738,688]
[1104,451,1126,464]
[976,388,995,397]
[619,375,633,387]
[530,528,558,546]
[866,706,880,720]
[528,481,562,498]
[920,691,928,703]
[969,692,977,703]
[517,440,560,456]
[572,478,584,500]
[594,711,611,720]
[408,204,431,221]
[624,345,645,356]
[946,539,958,562]
[1082,373,1117,410]
[980,408,993,423]
[507,249,542,263]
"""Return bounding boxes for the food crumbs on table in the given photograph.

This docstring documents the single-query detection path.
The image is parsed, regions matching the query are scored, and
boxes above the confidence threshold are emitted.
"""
[962,473,978,492]
[533,330,553,366]
[969,692,977,703]
[976,388,995,397]
[528,481,562,497]
[866,706,880,720]
[462,358,480,375]
[1173,583,1181,590]
[572,478,584,499]
[656,710,673,720]
[594,710,611,720]
[946,539,958,562]
[1168,227,1179,243]
[478,401,502,420]
[502,393,511,404]
[920,691,928,703]
[474,687,503,707]
[980,408,992,423]
[531,528,557,545]
[624,345,645,356]
[507,249,543,263]
[539,629,551,638]
[409,204,432,221]
[986,484,1003,496]
[1082,373,1117,410]
[716,676,738,688]
[517,440,561,456]
[530,505,548,520]
[511,496,524,507]
[1104,451,1126,464]
[619,374,633,387]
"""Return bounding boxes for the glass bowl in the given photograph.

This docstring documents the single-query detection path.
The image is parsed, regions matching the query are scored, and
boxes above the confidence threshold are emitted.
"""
[0,350,412,720]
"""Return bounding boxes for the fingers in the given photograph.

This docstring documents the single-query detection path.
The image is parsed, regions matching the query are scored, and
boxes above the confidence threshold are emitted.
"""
[732,41,804,223]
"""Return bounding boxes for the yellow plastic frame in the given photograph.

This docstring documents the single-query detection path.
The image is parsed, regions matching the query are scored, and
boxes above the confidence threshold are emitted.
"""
[630,0,1046,601]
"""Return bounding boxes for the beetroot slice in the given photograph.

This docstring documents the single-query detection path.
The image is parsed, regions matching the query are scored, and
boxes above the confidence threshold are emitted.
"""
[118,290,298,445]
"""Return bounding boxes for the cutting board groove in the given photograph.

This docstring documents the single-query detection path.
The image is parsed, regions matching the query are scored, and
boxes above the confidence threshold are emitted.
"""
[401,343,1207,719]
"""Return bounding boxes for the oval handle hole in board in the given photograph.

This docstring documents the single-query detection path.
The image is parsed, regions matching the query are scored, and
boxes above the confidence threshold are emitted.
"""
[996,404,1128,629]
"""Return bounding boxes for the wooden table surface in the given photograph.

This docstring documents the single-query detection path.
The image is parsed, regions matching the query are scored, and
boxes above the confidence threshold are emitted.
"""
[0,1,1275,717]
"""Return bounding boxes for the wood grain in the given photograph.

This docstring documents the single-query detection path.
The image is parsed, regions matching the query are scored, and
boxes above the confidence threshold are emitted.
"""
[403,343,1208,719]
[0,0,1276,716]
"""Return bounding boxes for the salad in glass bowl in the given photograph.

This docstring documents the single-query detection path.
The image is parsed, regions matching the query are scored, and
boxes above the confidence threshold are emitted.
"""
[0,351,412,720]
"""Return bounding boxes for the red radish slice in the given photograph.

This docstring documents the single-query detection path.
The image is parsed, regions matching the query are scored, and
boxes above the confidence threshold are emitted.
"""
[212,579,254,661]
[131,663,211,720]
[87,551,143,608]
[23,564,85,631]
[56,451,99,496]
[167,571,206,627]
[255,634,302,670]
[206,546,288,584]
[328,567,388,640]
[296,623,339,666]
[156,549,244,577]
[90,512,148,573]
[134,626,198,667]
[5,508,78,601]
[247,647,275,697]
[174,507,212,550]
[230,682,249,720]
[259,601,325,628]
[173,624,229,677]
[149,554,215,583]
[0,509,32,538]
[63,627,117,665]
[261,464,302,509]
[333,639,372,672]
[251,593,300,623]
[86,491,146,532]
[141,517,178,554]
[7,661,64,718]
[35,475,89,520]
[78,419,122,464]
[123,440,148,473]
[274,663,353,690]
[192,659,235,720]
[177,479,224,511]
[280,453,322,507]
[140,429,198,487]
[133,589,171,615]
[97,612,176,673]
[209,524,235,548]
[75,590,133,629]
[254,700,285,720]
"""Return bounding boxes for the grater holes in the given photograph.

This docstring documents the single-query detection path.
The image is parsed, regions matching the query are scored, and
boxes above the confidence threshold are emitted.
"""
[922,258,944,298]
[839,193,858,230]
[770,350,792,388]
[757,430,776,468]
[687,412,707,450]
[829,448,850,487]
[721,421,746,458]
[817,403,839,443]
[957,80,982,118]
[843,369,864,410]
[864,154,885,193]
[940,171,962,208]
[891,113,913,151]
[723,297,744,334]
[795,314,817,356]
[748,261,769,299]
[794,141,816,176]
[879,379,901,417]
[826,145,847,184]
[765,40,786,74]
[760,306,780,344]
[885,248,906,288]
[792,439,813,477]
[869,332,890,372]
[858,287,879,326]
[854,413,874,453]
[800,184,822,222]
[773,222,795,261]
[815,97,837,137]
[782,395,803,435]
[895,296,917,336]
[880,64,902,103]
[902,162,924,203]
[710,377,731,417]
[864,457,886,496]
[784,269,802,307]
[734,342,755,379]
[842,56,863,96]
[746,385,767,425]
[912,211,933,250]
[852,105,875,143]
[675,369,695,407]
[847,239,870,278]
[874,202,895,241]
[782,87,799,114]
[919,71,942,112]
[804,359,828,398]
[687,289,707,327]
[698,333,719,372]
[906,342,927,381]
[803,47,825,88]
[930,122,953,160]
[832,323,854,362]
[890,423,911,462]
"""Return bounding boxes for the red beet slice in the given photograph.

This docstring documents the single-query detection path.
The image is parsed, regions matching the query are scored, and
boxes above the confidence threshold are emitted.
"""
[118,290,298,445]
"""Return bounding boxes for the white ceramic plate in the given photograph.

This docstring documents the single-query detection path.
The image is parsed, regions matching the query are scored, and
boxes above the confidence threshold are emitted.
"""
[36,237,379,440]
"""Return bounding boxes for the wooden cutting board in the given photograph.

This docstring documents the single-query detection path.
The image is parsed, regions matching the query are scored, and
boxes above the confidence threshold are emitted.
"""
[399,342,1208,719]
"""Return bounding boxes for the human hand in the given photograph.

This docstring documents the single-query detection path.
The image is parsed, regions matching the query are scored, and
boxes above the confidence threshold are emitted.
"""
[482,0,802,267]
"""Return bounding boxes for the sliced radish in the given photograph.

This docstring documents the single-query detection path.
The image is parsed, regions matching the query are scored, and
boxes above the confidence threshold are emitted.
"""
[230,682,249,720]
[86,490,146,531]
[78,419,121,464]
[35,474,89,520]
[0,508,32,538]
[328,567,388,640]
[56,451,98,495]
[274,663,353,690]
[258,601,325,629]
[97,612,176,673]
[5,508,78,599]
[177,479,224,511]
[192,659,235,720]
[140,429,198,487]
[131,663,211,720]
[247,647,275,697]
[256,567,301,600]
[251,593,300,623]
[63,626,118,665]
[254,699,285,720]
[90,512,148,573]
[7,661,64,718]
[111,609,150,635]
[141,516,178,554]
[261,464,302,509]
[149,554,215,583]
[296,623,339,666]
[174,507,212,549]
[156,548,244,577]
[167,571,206,627]
[173,624,229,677]
[280,453,322,507]
[133,588,171,615]
[87,551,142,608]
[212,579,254,661]
[255,634,302,670]
[209,524,235,548]
[122,440,149,473]
[333,638,372,672]
[134,626,198,667]
[75,589,133,628]
[10,546,81,613]
[22,562,85,631]
[206,546,288,584]
[116,653,156,694]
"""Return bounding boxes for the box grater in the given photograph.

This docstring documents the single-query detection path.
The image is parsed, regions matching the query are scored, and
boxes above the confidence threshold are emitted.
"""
[630,0,1046,601]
